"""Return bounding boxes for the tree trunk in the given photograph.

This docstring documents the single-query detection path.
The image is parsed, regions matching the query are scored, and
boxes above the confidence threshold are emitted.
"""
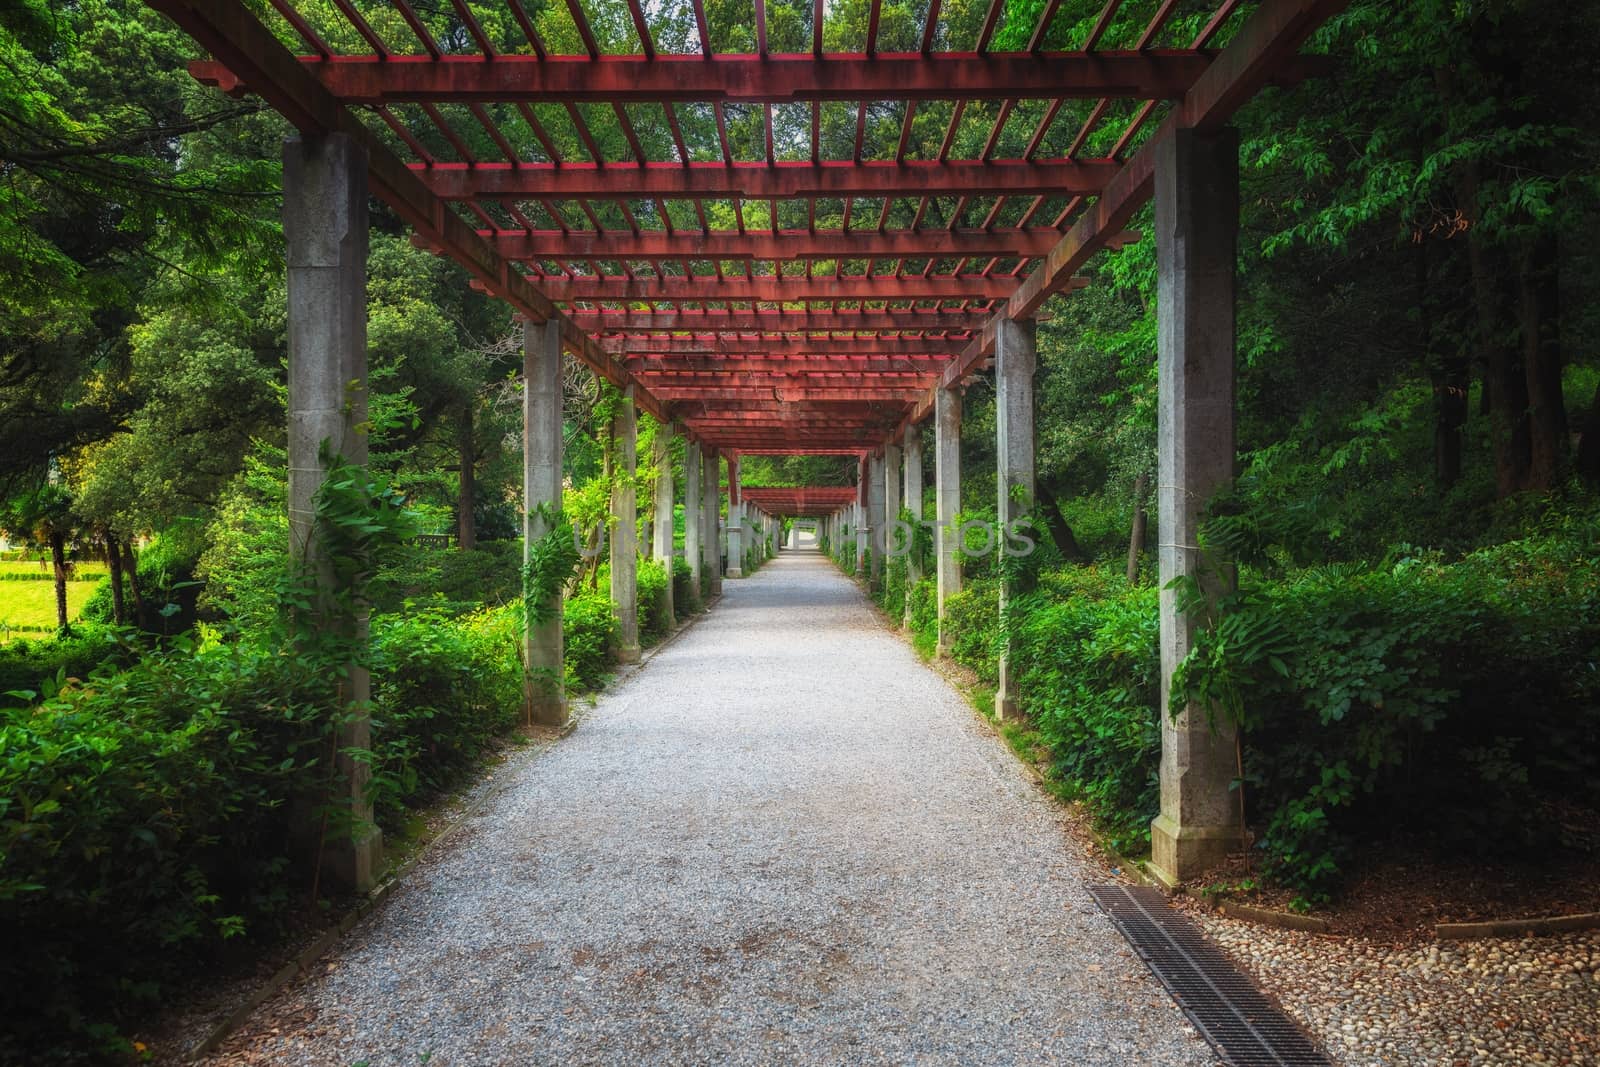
[1033,481,1087,563]
[456,404,477,551]
[1126,473,1148,584]
[49,530,70,635]
[122,540,145,628]
[105,532,126,625]
[1577,377,1600,482]
[1418,239,1468,489]
[1460,163,1530,497]
[1518,233,1565,491]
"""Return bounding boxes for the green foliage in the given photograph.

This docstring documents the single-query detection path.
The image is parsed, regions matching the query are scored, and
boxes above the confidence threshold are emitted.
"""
[367,605,522,822]
[562,591,618,692]
[1010,570,1163,854]
[1174,526,1600,899]
[669,554,696,615]
[0,626,127,698]
[637,556,670,644]
[907,578,938,659]
[0,638,330,1061]
[941,580,1000,685]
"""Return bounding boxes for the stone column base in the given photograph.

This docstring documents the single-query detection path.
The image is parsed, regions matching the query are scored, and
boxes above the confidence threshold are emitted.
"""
[1148,815,1239,888]
[526,692,569,729]
[323,827,383,895]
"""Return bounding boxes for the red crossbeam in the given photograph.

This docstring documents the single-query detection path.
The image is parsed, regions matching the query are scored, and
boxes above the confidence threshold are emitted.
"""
[738,486,859,515]
[473,228,1081,262]
[192,51,1219,104]
[569,309,990,331]
[602,336,965,355]
[417,160,1119,201]
[632,358,951,373]
[536,274,1014,303]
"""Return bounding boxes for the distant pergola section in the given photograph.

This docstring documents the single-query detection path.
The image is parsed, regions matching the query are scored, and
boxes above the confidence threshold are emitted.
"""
[740,486,858,518]
[151,0,1345,892]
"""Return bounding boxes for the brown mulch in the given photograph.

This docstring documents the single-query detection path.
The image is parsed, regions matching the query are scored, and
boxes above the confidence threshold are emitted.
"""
[1193,846,1600,944]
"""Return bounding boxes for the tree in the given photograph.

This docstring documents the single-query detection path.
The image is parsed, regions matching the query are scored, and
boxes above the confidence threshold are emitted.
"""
[2,482,78,633]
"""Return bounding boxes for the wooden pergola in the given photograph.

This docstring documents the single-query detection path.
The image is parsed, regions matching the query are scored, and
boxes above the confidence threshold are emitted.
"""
[740,486,858,517]
[156,0,1336,456]
[149,0,1345,891]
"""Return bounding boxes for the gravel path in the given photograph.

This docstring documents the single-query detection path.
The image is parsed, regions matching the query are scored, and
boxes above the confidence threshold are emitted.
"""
[209,550,1217,1067]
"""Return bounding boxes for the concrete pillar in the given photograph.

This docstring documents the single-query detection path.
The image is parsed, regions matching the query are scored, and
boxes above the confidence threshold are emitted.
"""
[726,454,744,577]
[703,449,722,595]
[284,133,380,892]
[867,452,886,588]
[934,386,963,656]
[902,424,924,628]
[853,464,867,575]
[652,423,675,628]
[994,317,1037,722]
[1149,126,1243,887]
[610,385,641,664]
[883,441,902,569]
[520,319,568,732]
[684,442,703,610]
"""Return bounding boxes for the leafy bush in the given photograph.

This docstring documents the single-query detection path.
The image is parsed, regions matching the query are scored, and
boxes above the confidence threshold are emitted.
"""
[0,627,129,698]
[0,600,534,1061]
[369,541,522,614]
[942,579,1000,684]
[670,555,695,614]
[1010,570,1162,853]
[81,530,206,634]
[563,590,617,691]
[368,605,522,822]
[0,640,333,1061]
[1175,536,1600,899]
[907,577,938,658]
[637,557,670,643]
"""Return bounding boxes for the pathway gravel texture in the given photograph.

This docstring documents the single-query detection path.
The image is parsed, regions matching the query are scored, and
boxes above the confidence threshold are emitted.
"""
[209,550,1218,1067]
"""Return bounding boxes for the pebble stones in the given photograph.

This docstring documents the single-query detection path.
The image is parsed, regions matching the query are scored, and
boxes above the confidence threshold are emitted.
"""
[1198,913,1600,1066]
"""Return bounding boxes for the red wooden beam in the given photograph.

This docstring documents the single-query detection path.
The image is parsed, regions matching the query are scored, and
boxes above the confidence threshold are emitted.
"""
[193,51,1223,104]
[473,227,1077,262]
[601,335,966,355]
[415,159,1120,201]
[568,308,991,331]
[632,357,950,372]
[537,274,1015,303]
[652,387,926,400]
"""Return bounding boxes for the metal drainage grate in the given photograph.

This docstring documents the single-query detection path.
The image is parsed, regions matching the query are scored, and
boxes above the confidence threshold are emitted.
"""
[1088,885,1332,1067]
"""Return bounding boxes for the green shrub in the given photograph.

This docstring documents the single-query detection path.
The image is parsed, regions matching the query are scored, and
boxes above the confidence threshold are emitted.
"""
[0,640,333,1061]
[0,627,130,698]
[0,601,535,1061]
[670,555,695,614]
[907,578,938,658]
[1010,570,1162,854]
[369,542,522,614]
[81,531,205,634]
[564,590,617,691]
[942,579,1000,683]
[1176,537,1600,899]
[368,605,522,822]
[637,557,670,643]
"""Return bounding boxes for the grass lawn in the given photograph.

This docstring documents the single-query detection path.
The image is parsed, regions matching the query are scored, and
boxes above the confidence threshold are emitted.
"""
[0,578,103,637]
